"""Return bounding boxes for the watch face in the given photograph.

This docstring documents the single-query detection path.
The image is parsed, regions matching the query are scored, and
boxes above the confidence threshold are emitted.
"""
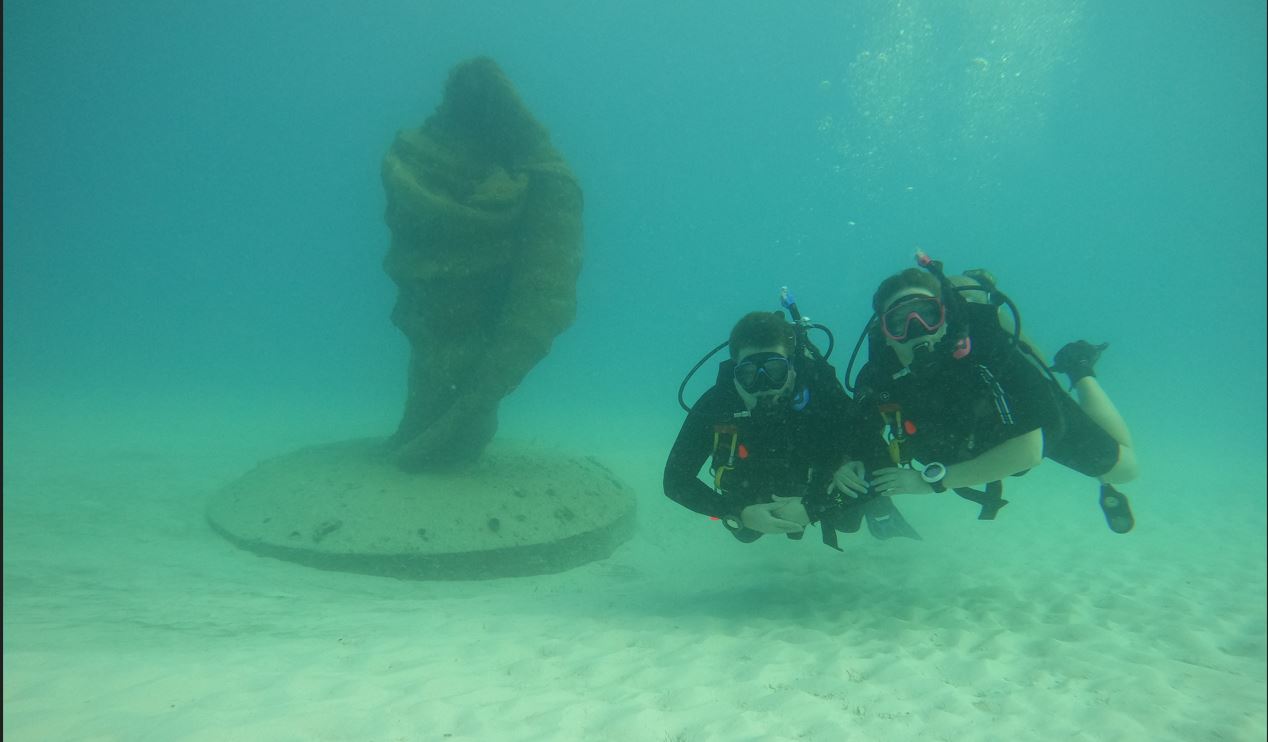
[922,463,945,482]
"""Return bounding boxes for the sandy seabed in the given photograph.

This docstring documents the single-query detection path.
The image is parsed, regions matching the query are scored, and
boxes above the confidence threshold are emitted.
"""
[3,398,1265,742]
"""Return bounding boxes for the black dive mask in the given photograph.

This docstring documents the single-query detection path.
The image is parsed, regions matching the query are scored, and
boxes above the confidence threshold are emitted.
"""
[734,352,792,394]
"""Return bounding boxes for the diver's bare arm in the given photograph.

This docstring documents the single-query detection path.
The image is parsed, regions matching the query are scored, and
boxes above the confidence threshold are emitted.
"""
[943,428,1044,489]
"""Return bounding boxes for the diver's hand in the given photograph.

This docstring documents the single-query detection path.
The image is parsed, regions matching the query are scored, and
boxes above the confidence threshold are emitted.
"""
[829,460,870,498]
[740,502,805,534]
[871,467,933,496]
[770,496,810,527]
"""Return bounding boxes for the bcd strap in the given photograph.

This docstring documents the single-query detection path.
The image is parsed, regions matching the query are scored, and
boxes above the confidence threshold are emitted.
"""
[810,491,868,551]
[710,424,739,490]
[878,403,906,466]
[953,481,1008,520]
[820,520,841,551]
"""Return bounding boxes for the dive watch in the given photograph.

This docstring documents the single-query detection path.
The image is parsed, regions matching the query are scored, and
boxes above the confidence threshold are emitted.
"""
[921,462,948,493]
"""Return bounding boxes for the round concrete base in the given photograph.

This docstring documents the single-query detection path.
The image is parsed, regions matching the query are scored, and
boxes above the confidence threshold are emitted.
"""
[207,439,637,580]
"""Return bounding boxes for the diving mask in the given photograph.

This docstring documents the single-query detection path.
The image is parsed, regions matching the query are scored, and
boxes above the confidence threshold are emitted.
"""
[881,295,946,342]
[733,352,792,394]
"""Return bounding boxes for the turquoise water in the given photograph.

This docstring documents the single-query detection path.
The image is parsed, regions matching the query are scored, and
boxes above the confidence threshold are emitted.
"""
[4,2,1265,740]
[4,2,1264,449]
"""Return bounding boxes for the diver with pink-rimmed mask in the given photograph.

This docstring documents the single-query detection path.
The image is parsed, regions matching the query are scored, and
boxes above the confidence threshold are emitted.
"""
[843,252,1139,533]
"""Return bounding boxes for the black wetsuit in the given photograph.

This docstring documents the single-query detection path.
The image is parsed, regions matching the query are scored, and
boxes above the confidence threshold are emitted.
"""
[663,353,862,541]
[854,303,1119,478]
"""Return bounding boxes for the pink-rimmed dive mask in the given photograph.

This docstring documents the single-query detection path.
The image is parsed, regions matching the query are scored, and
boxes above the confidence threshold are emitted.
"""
[881,294,946,342]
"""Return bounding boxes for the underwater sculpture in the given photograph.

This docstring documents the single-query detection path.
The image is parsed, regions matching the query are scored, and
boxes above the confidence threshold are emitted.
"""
[208,59,633,581]
[382,57,583,470]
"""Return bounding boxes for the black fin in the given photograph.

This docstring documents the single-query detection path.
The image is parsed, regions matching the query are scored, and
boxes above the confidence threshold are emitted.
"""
[1099,484,1135,534]
[864,497,922,541]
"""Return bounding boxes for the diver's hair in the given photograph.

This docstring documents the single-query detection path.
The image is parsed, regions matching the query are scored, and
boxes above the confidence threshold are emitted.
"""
[728,311,796,359]
[872,268,942,313]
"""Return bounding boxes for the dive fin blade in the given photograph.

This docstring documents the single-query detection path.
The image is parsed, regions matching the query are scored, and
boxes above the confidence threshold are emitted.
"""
[1099,484,1135,534]
[864,498,923,541]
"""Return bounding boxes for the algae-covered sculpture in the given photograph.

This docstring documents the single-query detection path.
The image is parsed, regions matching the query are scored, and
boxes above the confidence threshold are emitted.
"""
[382,57,583,470]
[206,59,633,581]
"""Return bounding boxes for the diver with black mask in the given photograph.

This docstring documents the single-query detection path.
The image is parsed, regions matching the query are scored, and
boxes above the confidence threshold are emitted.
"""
[665,298,919,548]
[845,252,1139,533]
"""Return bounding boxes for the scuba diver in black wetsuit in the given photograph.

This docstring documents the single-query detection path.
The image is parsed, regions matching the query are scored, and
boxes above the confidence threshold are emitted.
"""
[664,292,919,549]
[843,252,1139,533]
